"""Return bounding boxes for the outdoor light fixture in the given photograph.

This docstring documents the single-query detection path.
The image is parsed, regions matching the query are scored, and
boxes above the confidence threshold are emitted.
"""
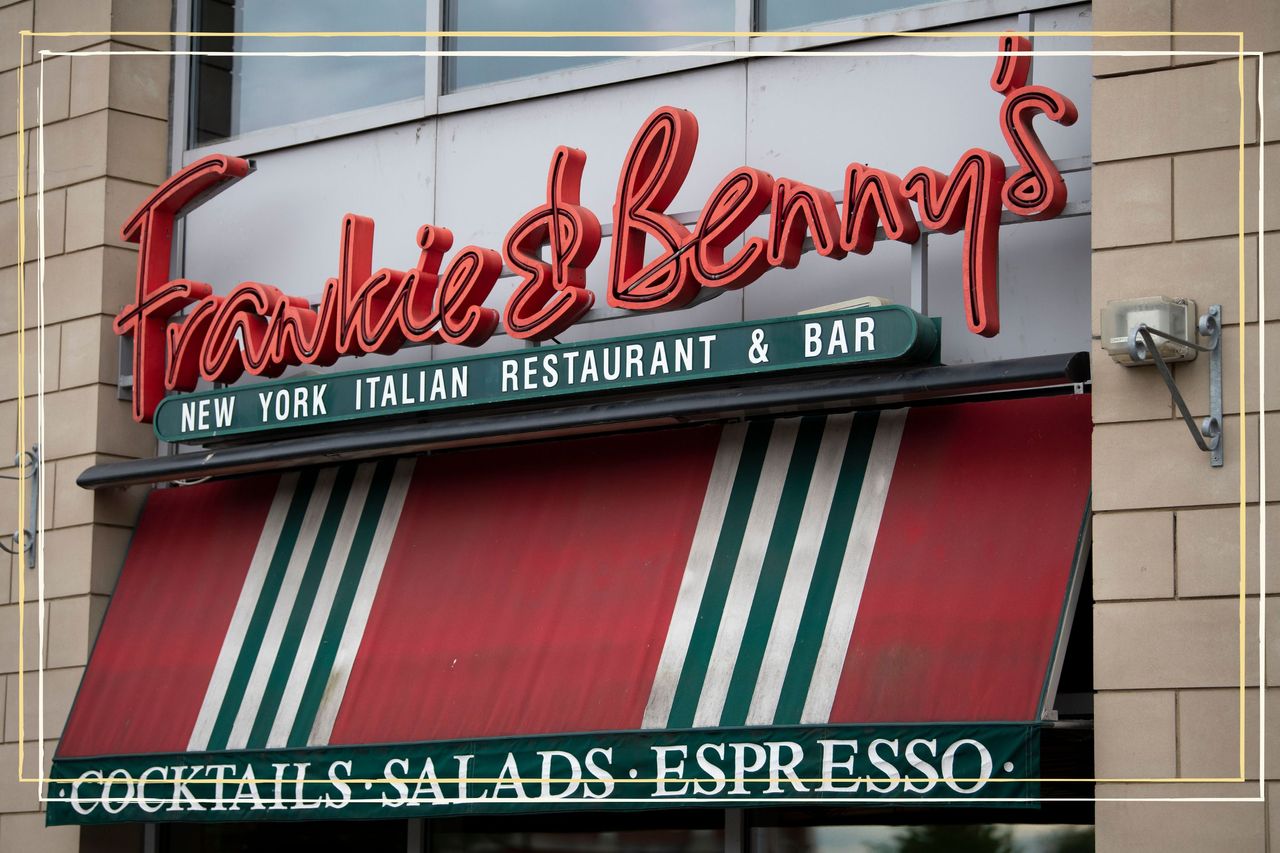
[1101,296,1197,365]
[1101,297,1223,468]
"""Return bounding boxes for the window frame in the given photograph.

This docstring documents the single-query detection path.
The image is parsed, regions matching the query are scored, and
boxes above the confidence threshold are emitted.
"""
[174,0,1076,165]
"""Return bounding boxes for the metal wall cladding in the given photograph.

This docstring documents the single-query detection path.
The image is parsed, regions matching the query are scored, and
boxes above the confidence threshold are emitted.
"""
[181,5,1092,369]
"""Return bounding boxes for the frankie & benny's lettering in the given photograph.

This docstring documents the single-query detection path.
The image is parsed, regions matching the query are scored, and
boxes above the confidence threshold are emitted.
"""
[115,36,1074,423]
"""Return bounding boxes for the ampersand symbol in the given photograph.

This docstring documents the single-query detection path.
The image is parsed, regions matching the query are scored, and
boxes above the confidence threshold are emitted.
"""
[748,328,770,364]
[502,146,601,341]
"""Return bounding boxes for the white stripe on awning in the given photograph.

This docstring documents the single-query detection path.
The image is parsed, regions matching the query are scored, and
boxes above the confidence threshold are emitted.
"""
[745,414,853,725]
[801,409,905,724]
[640,423,747,730]
[692,418,800,728]
[267,464,376,748]
[308,458,415,747]
[226,467,339,750]
[187,473,297,752]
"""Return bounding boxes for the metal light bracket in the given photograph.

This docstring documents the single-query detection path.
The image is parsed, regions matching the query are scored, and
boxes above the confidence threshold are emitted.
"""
[0,445,39,568]
[1126,304,1223,468]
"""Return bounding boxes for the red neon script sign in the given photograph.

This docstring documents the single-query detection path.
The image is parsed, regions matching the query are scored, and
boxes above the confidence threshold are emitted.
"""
[116,38,1075,422]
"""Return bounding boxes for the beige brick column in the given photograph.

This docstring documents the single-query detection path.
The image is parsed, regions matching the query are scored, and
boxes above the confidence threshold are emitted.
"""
[1092,1,1279,850]
[0,1,170,850]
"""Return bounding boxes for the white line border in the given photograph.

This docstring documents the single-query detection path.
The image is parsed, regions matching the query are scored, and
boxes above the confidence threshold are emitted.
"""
[17,38,1268,807]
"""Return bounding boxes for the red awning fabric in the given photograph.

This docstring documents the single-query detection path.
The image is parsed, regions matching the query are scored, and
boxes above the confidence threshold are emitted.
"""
[58,394,1090,760]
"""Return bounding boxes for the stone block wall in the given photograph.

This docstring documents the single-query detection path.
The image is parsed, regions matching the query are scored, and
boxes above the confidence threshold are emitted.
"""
[0,1,168,849]
[1091,1,1279,849]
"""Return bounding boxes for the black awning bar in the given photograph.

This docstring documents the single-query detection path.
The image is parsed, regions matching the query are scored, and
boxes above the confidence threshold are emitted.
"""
[79,352,1089,490]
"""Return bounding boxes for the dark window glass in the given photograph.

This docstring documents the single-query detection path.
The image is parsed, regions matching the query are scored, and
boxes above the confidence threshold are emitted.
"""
[431,809,725,852]
[431,827,725,853]
[191,0,426,145]
[757,0,930,31]
[752,823,1096,852]
[159,818,409,852]
[444,0,735,92]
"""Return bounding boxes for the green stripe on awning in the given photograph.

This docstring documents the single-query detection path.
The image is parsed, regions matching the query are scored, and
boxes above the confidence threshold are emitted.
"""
[665,420,774,729]
[288,458,398,747]
[247,465,359,748]
[719,416,826,727]
[773,411,880,725]
[205,469,319,752]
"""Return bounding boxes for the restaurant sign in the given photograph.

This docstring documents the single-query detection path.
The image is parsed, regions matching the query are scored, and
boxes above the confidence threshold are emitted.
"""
[115,36,1075,426]
[48,723,1038,823]
[152,304,937,443]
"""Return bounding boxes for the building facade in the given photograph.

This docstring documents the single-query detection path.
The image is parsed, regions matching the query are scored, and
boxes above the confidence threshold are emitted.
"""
[0,0,1275,850]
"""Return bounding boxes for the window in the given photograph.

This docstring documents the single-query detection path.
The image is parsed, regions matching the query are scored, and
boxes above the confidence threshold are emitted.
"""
[184,0,1074,151]
[756,0,934,31]
[159,818,410,851]
[431,826,726,852]
[191,0,427,145]
[752,823,1096,852]
[443,0,736,92]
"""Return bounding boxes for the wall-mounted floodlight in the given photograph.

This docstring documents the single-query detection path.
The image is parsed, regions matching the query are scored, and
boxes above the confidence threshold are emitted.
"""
[1100,297,1223,468]
[1101,297,1197,366]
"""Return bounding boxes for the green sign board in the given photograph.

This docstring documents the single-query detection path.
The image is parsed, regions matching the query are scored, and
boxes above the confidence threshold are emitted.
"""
[153,305,938,444]
[48,722,1036,824]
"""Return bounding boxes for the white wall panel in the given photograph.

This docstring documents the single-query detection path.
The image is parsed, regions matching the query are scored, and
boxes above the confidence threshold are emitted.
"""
[178,3,1092,373]
[930,215,1092,364]
[434,61,750,343]
[184,121,439,302]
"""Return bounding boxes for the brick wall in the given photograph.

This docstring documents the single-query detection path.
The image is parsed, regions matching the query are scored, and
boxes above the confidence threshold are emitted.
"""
[0,1,169,850]
[1091,1,1279,849]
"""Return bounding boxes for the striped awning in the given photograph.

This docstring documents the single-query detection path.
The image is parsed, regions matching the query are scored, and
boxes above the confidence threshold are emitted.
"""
[50,394,1089,824]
